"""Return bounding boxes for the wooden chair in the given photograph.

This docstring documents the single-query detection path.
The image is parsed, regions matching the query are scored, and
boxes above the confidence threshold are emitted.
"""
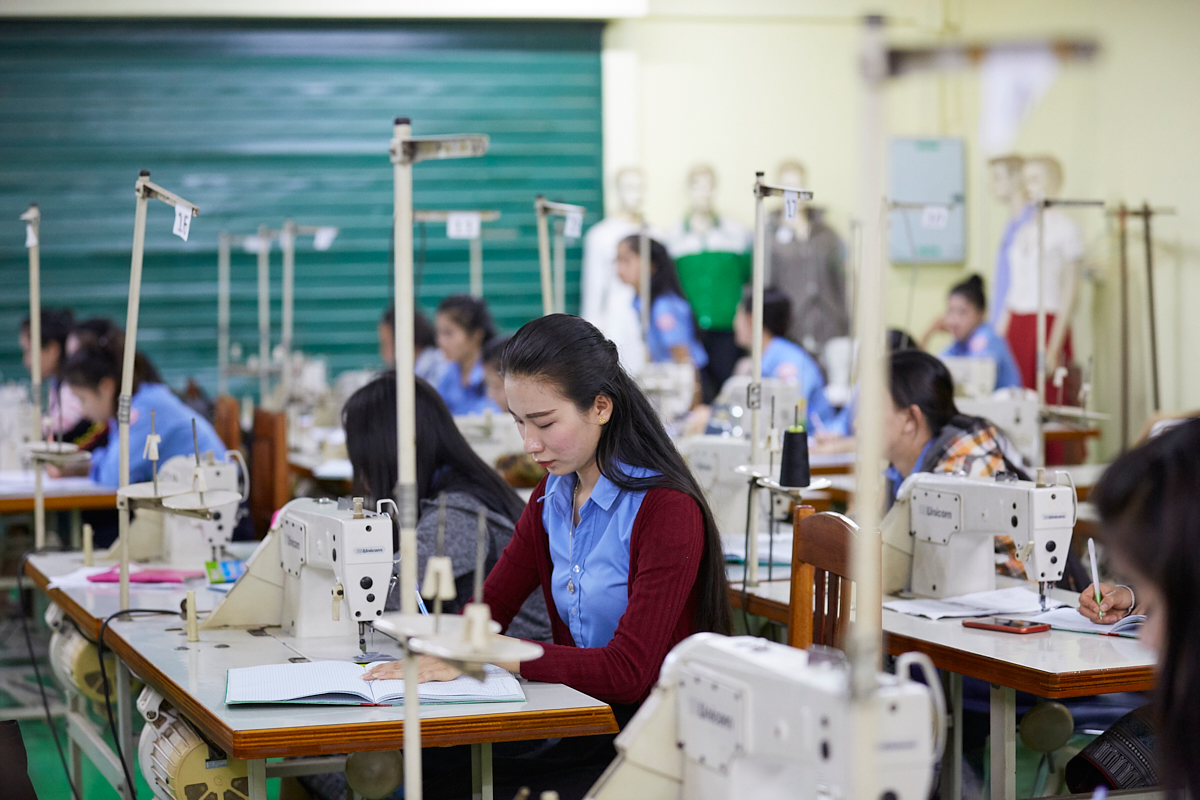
[787,505,864,650]
[214,395,242,452]
[250,408,290,538]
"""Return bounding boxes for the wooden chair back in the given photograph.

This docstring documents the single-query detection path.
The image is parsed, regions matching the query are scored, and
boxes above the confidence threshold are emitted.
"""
[787,505,863,650]
[250,408,290,538]
[214,395,242,452]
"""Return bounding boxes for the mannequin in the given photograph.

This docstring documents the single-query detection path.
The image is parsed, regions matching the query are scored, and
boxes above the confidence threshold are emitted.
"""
[764,159,849,353]
[987,155,1033,328]
[1001,155,1081,402]
[664,163,752,396]
[581,166,647,370]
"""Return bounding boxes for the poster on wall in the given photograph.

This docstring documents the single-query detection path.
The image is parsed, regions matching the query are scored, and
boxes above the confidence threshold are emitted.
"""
[888,137,966,263]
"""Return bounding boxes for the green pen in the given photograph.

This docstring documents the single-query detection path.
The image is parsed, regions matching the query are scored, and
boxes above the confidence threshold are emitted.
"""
[1088,538,1103,616]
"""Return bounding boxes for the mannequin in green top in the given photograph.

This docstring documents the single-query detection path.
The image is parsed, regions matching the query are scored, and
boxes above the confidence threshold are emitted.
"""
[664,163,752,400]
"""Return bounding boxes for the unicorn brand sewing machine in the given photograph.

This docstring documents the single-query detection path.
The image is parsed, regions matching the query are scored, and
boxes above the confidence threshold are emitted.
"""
[585,634,943,800]
[884,471,1076,606]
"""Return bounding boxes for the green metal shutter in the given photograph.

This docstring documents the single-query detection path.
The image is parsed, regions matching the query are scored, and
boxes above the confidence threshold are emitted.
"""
[0,21,602,397]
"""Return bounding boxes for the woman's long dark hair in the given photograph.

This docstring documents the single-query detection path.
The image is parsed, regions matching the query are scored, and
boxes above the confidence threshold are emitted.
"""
[619,235,687,304]
[437,294,496,345]
[500,314,731,634]
[1092,418,1200,799]
[889,349,958,436]
[342,374,526,541]
[69,317,164,385]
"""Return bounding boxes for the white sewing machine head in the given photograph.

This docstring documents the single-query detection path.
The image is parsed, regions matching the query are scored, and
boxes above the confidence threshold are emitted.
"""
[157,452,244,564]
[940,355,998,400]
[956,388,1041,467]
[279,497,394,648]
[901,471,1076,605]
[585,634,942,800]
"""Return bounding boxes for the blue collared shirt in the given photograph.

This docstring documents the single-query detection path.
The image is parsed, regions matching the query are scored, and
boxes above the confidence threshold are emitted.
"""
[632,293,709,369]
[541,465,655,648]
[89,383,226,488]
[435,357,500,416]
[941,322,1023,390]
[761,337,839,432]
[885,440,933,500]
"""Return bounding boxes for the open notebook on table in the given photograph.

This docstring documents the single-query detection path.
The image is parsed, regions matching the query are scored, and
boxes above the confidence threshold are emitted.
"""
[1019,606,1146,638]
[225,661,525,706]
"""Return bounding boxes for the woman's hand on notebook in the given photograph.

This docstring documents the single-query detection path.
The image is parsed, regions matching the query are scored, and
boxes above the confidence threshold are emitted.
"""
[363,655,462,684]
[1078,583,1133,624]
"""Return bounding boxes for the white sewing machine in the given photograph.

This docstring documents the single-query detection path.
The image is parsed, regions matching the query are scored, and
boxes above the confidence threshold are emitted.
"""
[957,389,1041,467]
[585,634,943,800]
[638,362,696,425]
[455,410,524,469]
[941,355,998,400]
[156,453,244,564]
[0,384,37,471]
[883,472,1076,606]
[202,497,394,656]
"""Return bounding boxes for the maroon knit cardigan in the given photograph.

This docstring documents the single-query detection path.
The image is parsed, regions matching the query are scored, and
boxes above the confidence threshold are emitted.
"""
[483,476,704,706]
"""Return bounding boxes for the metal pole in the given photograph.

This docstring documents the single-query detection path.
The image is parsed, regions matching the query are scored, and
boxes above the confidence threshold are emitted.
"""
[469,235,483,298]
[281,219,295,398]
[1117,205,1129,449]
[1035,202,1047,419]
[553,220,566,315]
[638,227,651,338]
[1142,202,1161,413]
[535,197,553,317]
[746,173,768,588]
[25,204,46,550]
[217,232,231,397]
[391,117,423,800]
[256,225,271,403]
[849,17,887,798]
[119,171,152,610]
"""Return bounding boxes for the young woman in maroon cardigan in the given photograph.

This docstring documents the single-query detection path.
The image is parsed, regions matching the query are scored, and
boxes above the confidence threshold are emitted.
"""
[365,313,730,799]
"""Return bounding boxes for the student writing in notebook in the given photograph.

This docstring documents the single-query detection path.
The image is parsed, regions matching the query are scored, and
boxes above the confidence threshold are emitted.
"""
[363,314,731,799]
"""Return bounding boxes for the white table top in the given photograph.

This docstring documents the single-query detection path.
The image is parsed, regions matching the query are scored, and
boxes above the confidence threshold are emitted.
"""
[0,470,113,499]
[29,551,617,759]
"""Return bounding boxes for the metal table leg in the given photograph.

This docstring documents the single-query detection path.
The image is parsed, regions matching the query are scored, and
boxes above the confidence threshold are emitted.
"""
[940,671,963,800]
[117,661,135,762]
[248,758,269,800]
[68,693,83,793]
[990,684,1016,800]
[471,741,493,800]
[70,509,82,550]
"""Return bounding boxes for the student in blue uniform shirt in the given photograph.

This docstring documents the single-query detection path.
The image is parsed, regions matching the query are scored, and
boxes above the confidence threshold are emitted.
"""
[922,274,1022,391]
[434,294,501,416]
[57,339,225,486]
[731,286,839,431]
[615,235,708,371]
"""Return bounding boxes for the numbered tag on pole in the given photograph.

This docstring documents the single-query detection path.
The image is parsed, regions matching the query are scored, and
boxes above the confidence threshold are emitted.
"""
[563,211,583,239]
[172,204,193,242]
[24,224,37,248]
[920,205,950,230]
[312,227,338,251]
[783,190,799,222]
[242,235,263,254]
[446,212,482,240]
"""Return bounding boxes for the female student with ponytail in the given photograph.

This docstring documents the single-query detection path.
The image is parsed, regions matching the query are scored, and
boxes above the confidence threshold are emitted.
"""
[364,314,730,797]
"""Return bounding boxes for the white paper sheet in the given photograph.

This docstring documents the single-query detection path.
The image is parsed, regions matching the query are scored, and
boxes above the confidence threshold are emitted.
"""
[884,586,1065,621]
[1021,606,1145,636]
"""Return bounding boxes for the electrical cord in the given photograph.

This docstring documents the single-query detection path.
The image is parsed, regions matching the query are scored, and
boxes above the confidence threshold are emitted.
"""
[16,550,82,800]
[96,607,180,800]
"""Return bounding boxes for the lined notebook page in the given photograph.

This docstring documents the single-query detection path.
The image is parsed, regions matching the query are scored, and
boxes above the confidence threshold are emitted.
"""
[226,660,372,704]
[1024,606,1146,635]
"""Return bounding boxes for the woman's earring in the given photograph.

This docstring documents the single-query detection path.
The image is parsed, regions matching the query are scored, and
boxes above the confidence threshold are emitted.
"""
[599,417,607,424]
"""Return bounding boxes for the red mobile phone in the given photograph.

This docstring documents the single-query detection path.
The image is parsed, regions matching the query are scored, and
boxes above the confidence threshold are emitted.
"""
[962,618,1051,634]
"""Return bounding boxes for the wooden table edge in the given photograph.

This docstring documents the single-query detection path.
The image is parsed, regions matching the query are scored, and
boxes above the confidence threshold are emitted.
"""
[25,557,107,640]
[883,631,1155,697]
[104,622,617,760]
[0,493,116,513]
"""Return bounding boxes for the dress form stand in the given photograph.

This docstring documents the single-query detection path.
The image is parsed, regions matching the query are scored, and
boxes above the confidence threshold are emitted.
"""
[765,160,850,354]
[665,164,752,397]
[581,167,646,369]
[988,155,1031,330]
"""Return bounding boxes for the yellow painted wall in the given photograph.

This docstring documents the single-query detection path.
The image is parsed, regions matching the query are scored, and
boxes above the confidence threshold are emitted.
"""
[607,0,1200,459]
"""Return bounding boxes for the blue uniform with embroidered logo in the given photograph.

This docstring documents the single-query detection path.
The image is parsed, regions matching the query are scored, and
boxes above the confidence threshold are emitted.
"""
[632,294,708,368]
[941,322,1022,390]
[760,337,838,432]
[540,465,656,648]
[436,357,500,416]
